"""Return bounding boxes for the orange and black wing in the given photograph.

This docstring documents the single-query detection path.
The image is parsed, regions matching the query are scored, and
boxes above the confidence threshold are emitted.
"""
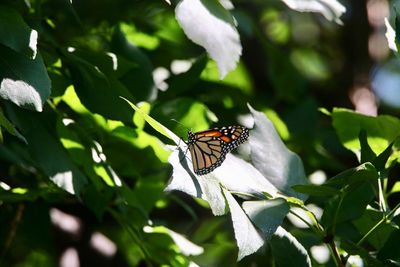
[187,126,249,175]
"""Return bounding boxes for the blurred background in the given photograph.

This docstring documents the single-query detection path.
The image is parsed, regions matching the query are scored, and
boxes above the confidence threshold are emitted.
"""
[0,0,399,266]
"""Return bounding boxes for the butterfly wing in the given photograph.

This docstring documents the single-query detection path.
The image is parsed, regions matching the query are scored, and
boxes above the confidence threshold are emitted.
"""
[188,134,225,175]
[188,126,249,175]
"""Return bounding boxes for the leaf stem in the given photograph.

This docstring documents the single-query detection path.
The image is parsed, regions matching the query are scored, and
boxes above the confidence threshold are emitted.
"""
[331,191,345,235]
[377,172,387,212]
[357,201,400,246]
[328,240,345,267]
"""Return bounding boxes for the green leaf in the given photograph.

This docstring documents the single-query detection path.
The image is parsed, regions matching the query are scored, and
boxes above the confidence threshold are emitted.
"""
[133,102,151,130]
[248,104,308,200]
[359,129,377,163]
[121,97,180,144]
[64,51,134,121]
[0,106,26,143]
[222,188,264,261]
[270,227,311,267]
[175,0,241,79]
[321,182,375,231]
[152,98,215,137]
[111,125,170,163]
[292,184,339,197]
[111,25,156,101]
[353,209,395,250]
[374,139,396,171]
[0,6,37,58]
[6,105,88,195]
[332,108,400,156]
[325,162,378,186]
[0,45,51,112]
[242,198,290,239]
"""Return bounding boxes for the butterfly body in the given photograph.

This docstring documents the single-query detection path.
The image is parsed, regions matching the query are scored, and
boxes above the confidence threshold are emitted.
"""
[187,126,249,175]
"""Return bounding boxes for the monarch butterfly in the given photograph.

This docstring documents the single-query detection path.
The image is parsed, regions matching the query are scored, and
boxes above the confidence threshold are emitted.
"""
[187,126,249,175]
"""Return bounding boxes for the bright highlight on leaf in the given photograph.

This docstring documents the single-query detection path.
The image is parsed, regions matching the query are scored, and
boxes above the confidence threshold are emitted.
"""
[175,0,242,79]
[248,104,308,200]
[222,188,264,260]
[281,0,346,24]
[385,17,398,52]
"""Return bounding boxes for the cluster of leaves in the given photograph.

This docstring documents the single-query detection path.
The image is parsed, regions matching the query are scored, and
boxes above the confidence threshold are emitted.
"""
[0,0,400,266]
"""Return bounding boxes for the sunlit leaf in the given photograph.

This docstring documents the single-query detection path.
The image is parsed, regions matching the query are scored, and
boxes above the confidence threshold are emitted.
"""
[64,51,134,121]
[146,226,204,256]
[0,46,50,112]
[385,17,398,53]
[332,108,400,156]
[242,198,290,239]
[166,147,278,201]
[222,188,264,260]
[175,0,242,79]
[121,97,180,144]
[281,0,346,24]
[248,104,308,200]
[6,106,87,195]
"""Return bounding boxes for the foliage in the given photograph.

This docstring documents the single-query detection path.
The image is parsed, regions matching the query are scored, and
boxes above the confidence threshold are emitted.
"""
[0,0,399,267]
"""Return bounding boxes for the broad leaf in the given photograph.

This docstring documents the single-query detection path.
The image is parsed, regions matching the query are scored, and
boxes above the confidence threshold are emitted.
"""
[175,0,242,79]
[292,184,339,197]
[166,148,278,202]
[359,129,377,164]
[122,98,180,144]
[248,104,308,200]
[321,182,375,231]
[0,45,50,112]
[242,199,290,239]
[111,25,157,101]
[6,105,87,195]
[270,227,312,267]
[0,6,37,58]
[325,162,378,187]
[64,52,134,121]
[353,209,395,250]
[281,0,346,24]
[332,108,400,156]
[222,188,264,260]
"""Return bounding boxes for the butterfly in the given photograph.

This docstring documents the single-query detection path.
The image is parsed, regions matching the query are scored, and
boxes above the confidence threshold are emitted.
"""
[186,126,249,175]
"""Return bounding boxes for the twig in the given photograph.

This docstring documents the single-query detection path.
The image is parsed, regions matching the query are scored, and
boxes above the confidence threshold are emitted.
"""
[328,240,345,267]
[0,204,25,264]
